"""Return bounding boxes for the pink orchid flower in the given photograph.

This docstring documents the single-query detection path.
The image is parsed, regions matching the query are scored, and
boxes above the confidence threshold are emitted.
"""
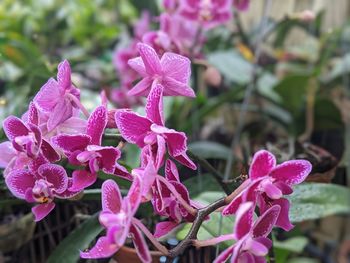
[2,105,60,163]
[179,0,232,29]
[0,141,31,177]
[5,163,77,221]
[153,159,197,238]
[232,0,250,11]
[115,84,196,170]
[81,177,152,262]
[127,43,195,97]
[214,202,280,263]
[111,85,144,108]
[163,0,180,13]
[52,106,124,191]
[34,60,82,131]
[223,150,312,231]
[134,11,151,40]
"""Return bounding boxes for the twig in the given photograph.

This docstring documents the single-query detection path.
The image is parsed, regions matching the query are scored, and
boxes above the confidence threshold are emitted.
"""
[187,150,231,195]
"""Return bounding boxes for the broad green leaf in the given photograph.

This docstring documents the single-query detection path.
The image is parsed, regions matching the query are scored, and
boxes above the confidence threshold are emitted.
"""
[314,98,344,131]
[208,50,254,85]
[47,213,103,263]
[288,183,350,222]
[274,74,310,114]
[189,141,231,160]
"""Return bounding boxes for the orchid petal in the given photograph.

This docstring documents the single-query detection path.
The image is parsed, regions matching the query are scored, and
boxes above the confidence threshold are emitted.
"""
[38,164,68,194]
[5,169,35,199]
[115,111,151,147]
[57,60,71,89]
[154,221,178,238]
[80,236,119,259]
[51,134,91,154]
[249,150,276,180]
[41,139,60,162]
[34,78,61,112]
[137,43,161,75]
[87,106,107,145]
[32,203,55,221]
[101,179,122,213]
[128,56,147,76]
[47,98,73,131]
[272,198,294,231]
[270,160,312,185]
[160,52,191,83]
[0,141,17,168]
[145,84,164,125]
[69,170,96,192]
[3,116,29,141]
[130,224,152,263]
[165,159,180,181]
[234,202,254,239]
[127,77,153,97]
[127,174,142,214]
[27,102,39,125]
[253,205,280,238]
[162,76,196,97]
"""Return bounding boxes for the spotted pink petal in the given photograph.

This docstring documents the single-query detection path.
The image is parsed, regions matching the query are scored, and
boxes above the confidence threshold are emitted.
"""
[270,160,312,185]
[56,178,81,199]
[128,57,147,76]
[87,106,107,145]
[69,170,97,192]
[253,205,280,238]
[272,198,294,231]
[5,169,35,199]
[160,52,191,84]
[0,141,17,168]
[145,84,164,126]
[213,245,234,263]
[41,139,60,162]
[34,78,61,112]
[127,77,153,97]
[101,179,123,213]
[162,76,196,97]
[155,135,166,170]
[165,159,180,181]
[89,145,120,174]
[173,152,197,170]
[80,236,119,259]
[130,224,152,263]
[245,239,269,257]
[249,150,276,180]
[3,116,29,141]
[38,164,68,194]
[57,60,71,89]
[115,111,152,147]
[234,202,254,239]
[137,43,161,75]
[27,102,39,125]
[114,163,133,181]
[32,203,56,221]
[47,98,74,131]
[127,174,142,214]
[154,221,178,238]
[52,134,91,154]
[222,194,243,216]
[238,252,255,263]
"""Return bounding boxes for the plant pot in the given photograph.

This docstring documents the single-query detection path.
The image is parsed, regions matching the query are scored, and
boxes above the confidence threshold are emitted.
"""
[0,213,36,253]
[113,245,163,263]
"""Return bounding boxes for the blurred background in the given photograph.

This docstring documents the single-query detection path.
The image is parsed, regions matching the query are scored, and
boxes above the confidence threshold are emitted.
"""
[1,0,350,262]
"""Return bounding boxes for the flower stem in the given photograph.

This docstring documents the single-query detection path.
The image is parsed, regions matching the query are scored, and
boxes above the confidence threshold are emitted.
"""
[156,175,197,216]
[193,234,235,247]
[131,218,169,256]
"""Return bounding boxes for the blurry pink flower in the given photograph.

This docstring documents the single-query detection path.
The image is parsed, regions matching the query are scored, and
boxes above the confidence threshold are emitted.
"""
[52,106,124,191]
[142,30,173,55]
[232,0,250,11]
[127,43,195,97]
[81,177,151,262]
[0,141,31,177]
[223,150,312,231]
[111,85,144,108]
[5,164,77,221]
[134,11,151,40]
[214,203,280,263]
[115,84,196,170]
[179,0,232,28]
[34,60,81,131]
[163,0,180,13]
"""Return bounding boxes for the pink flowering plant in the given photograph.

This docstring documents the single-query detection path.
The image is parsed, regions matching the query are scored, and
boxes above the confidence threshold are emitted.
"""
[4,1,350,263]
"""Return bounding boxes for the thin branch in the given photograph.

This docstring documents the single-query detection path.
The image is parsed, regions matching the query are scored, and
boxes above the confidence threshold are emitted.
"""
[187,150,231,195]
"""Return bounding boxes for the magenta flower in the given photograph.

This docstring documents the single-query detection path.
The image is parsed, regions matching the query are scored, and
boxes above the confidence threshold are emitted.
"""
[232,0,250,11]
[3,110,60,163]
[52,106,123,191]
[152,159,197,237]
[0,141,31,176]
[223,150,312,231]
[127,43,195,97]
[179,0,232,29]
[214,202,280,263]
[5,163,77,221]
[116,84,196,170]
[34,60,81,131]
[81,177,151,262]
[133,11,151,40]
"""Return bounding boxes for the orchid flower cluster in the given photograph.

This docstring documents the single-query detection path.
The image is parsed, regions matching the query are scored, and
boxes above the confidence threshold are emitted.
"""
[0,1,314,262]
[112,0,250,108]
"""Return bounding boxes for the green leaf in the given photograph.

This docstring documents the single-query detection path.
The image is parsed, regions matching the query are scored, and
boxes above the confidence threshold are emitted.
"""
[184,174,222,199]
[288,183,350,222]
[47,213,103,263]
[188,141,231,160]
[273,74,310,114]
[314,98,344,130]
[208,50,254,85]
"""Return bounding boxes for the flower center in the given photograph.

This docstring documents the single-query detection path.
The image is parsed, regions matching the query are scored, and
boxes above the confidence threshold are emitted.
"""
[32,179,54,203]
